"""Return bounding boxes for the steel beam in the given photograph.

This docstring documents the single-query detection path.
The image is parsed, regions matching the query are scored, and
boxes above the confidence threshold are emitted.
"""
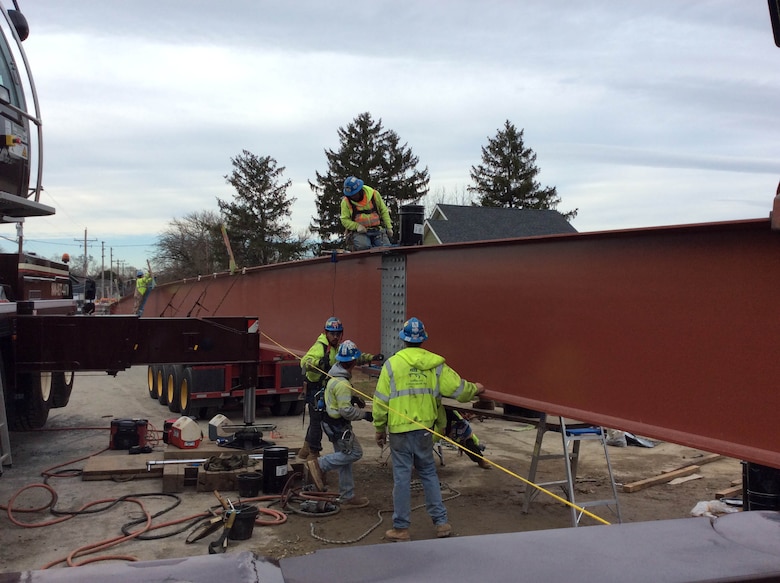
[135,220,780,467]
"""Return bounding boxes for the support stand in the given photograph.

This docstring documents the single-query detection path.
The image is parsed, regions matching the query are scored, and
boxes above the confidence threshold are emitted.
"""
[220,364,276,451]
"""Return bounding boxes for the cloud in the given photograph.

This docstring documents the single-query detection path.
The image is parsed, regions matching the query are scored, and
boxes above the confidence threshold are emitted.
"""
[7,0,779,271]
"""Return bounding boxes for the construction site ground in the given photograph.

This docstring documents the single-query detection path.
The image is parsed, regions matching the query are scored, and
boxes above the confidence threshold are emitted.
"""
[0,366,743,573]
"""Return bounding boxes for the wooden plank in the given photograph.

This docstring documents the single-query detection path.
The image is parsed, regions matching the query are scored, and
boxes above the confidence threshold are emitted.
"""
[716,485,743,500]
[661,454,722,473]
[82,453,163,481]
[622,465,700,493]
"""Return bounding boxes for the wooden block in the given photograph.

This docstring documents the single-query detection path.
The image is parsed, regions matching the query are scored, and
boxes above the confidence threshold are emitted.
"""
[196,467,243,492]
[716,485,743,499]
[622,465,700,493]
[82,453,163,481]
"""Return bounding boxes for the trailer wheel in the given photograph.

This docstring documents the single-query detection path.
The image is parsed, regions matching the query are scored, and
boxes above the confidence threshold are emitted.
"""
[197,406,219,421]
[11,372,53,430]
[147,366,157,399]
[179,366,194,416]
[270,400,291,416]
[51,371,75,408]
[156,366,168,406]
[166,365,183,413]
[288,399,305,416]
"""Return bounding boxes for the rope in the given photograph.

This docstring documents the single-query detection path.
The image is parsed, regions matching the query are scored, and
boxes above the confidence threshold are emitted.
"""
[309,481,461,545]
[260,330,611,526]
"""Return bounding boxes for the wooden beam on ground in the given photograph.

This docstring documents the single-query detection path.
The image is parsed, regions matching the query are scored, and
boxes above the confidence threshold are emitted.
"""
[661,454,722,473]
[716,485,743,499]
[622,465,700,493]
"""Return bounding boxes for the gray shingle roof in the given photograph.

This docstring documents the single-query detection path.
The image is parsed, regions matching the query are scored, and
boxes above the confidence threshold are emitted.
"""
[426,204,577,244]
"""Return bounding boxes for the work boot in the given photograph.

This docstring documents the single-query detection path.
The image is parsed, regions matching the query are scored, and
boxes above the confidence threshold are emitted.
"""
[384,528,410,542]
[435,523,452,538]
[305,459,325,491]
[340,495,369,509]
[297,442,310,459]
[477,458,492,470]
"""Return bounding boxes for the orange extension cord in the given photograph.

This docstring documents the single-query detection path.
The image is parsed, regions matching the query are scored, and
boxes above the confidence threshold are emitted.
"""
[1,428,294,569]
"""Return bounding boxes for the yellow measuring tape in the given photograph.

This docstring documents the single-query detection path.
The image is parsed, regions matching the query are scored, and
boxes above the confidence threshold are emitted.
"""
[261,331,611,526]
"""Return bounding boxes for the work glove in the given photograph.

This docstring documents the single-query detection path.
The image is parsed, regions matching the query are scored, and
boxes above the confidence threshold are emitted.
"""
[363,411,373,422]
[350,395,366,408]
[375,431,386,448]
[386,228,394,239]
[356,224,367,234]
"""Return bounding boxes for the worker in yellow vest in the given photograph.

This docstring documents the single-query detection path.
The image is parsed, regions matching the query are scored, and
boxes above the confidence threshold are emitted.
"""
[340,176,394,251]
[373,317,485,542]
[434,407,491,469]
[133,269,154,315]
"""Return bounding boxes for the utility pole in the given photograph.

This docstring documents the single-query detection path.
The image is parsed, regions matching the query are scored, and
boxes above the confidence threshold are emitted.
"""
[74,228,97,276]
[100,241,105,299]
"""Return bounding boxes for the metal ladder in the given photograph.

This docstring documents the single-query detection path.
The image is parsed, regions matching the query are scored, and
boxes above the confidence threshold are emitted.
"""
[522,414,621,527]
[0,373,11,474]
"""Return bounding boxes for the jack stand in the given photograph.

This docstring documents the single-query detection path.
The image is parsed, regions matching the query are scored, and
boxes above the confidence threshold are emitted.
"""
[221,423,277,451]
[220,365,277,451]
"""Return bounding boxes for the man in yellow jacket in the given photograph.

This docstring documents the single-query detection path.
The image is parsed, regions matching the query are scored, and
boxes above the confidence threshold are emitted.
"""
[373,317,485,542]
[298,317,381,461]
[340,176,394,251]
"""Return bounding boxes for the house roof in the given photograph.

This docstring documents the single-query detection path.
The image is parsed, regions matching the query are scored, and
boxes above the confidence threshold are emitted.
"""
[424,204,577,244]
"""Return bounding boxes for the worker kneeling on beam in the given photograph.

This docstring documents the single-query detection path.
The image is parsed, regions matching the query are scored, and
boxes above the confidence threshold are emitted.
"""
[306,340,372,509]
[434,407,491,469]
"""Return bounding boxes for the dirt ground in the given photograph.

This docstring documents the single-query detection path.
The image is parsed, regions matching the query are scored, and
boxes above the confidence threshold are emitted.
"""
[0,367,744,573]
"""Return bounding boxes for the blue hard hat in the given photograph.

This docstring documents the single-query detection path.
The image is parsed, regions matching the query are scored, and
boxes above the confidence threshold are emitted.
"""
[324,317,343,332]
[336,339,362,362]
[136,270,144,278]
[343,176,364,197]
[399,317,428,343]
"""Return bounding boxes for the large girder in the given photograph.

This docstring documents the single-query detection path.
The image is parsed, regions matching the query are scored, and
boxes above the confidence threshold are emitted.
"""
[136,219,780,467]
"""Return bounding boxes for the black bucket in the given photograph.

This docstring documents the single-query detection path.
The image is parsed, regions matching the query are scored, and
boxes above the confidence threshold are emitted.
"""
[742,461,780,511]
[262,446,289,494]
[236,472,262,498]
[228,504,259,541]
[399,204,425,246]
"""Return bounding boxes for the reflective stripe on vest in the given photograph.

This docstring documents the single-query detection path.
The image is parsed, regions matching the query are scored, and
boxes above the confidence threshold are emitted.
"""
[349,190,381,228]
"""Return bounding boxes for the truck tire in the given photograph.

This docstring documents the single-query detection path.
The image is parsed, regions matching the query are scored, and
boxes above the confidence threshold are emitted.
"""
[147,366,157,399]
[156,365,168,406]
[166,365,183,413]
[270,400,291,416]
[288,399,305,416]
[51,371,74,408]
[179,366,194,416]
[11,372,53,430]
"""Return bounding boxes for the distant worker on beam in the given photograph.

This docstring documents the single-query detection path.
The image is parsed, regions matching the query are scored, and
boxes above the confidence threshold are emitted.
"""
[341,176,394,251]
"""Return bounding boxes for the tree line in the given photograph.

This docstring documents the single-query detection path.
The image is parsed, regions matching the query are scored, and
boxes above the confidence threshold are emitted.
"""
[153,113,577,282]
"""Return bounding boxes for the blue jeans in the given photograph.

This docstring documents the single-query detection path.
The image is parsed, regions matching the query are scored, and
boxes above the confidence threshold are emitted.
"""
[388,429,447,529]
[352,228,390,251]
[318,423,363,500]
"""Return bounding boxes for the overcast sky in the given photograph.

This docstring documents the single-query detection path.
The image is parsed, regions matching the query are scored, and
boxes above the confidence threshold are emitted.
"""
[5,1,779,271]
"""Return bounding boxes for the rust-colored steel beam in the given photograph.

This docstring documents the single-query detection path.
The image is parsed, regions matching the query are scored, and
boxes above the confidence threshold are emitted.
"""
[132,219,780,467]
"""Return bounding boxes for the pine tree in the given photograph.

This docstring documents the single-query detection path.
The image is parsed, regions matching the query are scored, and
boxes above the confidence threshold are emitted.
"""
[309,112,430,249]
[469,120,577,220]
[218,150,308,266]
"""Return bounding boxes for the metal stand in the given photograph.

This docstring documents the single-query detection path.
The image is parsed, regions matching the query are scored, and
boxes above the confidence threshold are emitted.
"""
[220,364,276,451]
[523,414,622,527]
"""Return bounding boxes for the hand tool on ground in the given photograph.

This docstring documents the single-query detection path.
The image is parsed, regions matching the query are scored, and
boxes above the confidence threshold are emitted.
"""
[208,509,236,554]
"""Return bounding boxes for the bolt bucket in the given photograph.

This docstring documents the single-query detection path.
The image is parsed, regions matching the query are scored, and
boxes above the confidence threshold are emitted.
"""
[236,471,262,498]
[742,461,780,511]
[228,504,259,541]
[262,446,289,494]
[399,204,425,246]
